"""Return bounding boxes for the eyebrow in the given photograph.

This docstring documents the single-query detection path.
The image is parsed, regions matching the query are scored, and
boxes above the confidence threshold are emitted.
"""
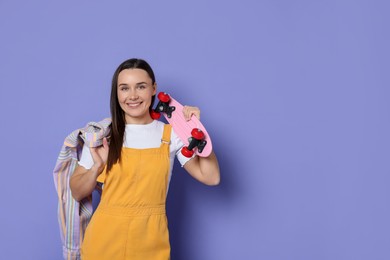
[118,82,149,87]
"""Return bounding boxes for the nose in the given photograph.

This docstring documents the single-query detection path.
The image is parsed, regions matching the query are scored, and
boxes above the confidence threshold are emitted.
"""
[128,88,139,100]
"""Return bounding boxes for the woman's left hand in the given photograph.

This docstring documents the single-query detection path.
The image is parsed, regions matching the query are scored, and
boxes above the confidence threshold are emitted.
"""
[183,106,200,121]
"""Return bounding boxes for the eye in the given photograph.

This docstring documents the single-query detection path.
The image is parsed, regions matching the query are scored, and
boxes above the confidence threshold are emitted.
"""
[137,85,146,90]
[120,86,129,91]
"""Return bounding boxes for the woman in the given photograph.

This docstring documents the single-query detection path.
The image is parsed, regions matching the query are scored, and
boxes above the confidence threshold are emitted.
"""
[70,58,220,260]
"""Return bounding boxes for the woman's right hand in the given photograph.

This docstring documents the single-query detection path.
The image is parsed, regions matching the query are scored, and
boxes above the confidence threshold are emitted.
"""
[90,137,109,173]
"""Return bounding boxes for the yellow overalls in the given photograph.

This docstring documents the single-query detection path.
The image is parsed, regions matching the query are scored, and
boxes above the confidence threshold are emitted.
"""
[81,124,172,260]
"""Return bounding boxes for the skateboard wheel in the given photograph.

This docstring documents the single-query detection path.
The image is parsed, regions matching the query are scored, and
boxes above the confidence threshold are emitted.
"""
[181,146,194,158]
[157,92,170,103]
[191,128,205,140]
[150,110,161,119]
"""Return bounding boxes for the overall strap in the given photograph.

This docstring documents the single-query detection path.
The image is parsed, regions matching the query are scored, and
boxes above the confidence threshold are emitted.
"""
[161,124,172,145]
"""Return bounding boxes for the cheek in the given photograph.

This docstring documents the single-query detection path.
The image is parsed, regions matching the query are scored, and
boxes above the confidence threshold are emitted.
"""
[144,90,155,100]
[117,91,125,102]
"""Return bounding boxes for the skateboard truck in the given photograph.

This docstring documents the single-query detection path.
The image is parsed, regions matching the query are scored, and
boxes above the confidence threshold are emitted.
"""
[150,91,212,157]
[181,128,207,158]
[151,92,176,119]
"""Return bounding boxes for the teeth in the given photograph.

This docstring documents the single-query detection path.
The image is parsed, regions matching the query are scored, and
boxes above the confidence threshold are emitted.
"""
[127,103,141,107]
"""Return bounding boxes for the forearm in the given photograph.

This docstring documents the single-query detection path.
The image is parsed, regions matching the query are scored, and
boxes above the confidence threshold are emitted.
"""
[196,151,220,185]
[70,165,102,201]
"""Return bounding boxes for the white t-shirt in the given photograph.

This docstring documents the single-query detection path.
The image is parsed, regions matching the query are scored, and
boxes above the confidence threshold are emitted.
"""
[78,120,192,190]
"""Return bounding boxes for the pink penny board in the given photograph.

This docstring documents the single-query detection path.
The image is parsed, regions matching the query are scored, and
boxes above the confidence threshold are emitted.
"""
[151,92,213,158]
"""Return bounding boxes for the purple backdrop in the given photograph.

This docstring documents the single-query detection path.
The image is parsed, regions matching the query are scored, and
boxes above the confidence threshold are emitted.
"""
[0,0,389,259]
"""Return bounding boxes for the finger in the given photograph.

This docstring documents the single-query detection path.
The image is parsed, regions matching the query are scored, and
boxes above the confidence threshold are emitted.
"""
[102,137,109,149]
[89,147,100,164]
[193,109,200,120]
[183,106,190,121]
[187,106,201,120]
[90,147,97,155]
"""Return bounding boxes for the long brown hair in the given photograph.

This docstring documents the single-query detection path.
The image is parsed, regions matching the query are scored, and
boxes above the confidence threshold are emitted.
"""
[106,58,156,173]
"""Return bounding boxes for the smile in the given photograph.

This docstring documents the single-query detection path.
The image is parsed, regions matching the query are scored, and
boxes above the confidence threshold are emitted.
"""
[127,102,142,108]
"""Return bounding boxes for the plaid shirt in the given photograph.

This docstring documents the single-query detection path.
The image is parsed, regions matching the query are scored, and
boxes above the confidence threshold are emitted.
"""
[53,118,111,260]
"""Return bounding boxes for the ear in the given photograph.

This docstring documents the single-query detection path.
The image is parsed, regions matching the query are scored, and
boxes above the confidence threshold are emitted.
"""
[152,83,157,95]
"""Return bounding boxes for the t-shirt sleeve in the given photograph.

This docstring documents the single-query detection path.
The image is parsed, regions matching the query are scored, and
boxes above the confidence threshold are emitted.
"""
[171,128,194,167]
[78,143,94,170]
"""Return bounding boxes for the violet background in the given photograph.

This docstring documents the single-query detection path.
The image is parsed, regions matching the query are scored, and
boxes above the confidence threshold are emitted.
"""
[0,0,389,259]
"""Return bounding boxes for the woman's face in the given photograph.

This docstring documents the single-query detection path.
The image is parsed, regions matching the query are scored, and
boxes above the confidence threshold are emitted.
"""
[117,68,156,124]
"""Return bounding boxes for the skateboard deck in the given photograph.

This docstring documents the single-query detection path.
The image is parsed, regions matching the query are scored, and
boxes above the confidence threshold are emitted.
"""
[151,92,213,158]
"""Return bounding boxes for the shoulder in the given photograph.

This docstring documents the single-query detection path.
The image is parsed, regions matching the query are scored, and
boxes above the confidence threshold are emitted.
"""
[153,120,175,136]
[156,121,179,141]
[168,124,184,150]
[154,120,166,128]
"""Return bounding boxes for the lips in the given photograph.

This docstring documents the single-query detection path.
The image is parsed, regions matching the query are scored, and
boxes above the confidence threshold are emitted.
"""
[127,102,142,108]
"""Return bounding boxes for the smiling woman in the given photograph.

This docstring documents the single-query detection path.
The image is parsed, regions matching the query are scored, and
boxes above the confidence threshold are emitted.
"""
[106,59,158,175]
[68,58,220,260]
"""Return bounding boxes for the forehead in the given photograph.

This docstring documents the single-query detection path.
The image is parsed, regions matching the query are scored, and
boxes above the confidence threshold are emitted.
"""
[118,69,152,84]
